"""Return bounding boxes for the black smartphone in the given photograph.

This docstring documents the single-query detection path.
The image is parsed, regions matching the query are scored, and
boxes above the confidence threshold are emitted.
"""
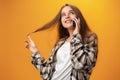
[73,16,78,27]
[73,21,76,27]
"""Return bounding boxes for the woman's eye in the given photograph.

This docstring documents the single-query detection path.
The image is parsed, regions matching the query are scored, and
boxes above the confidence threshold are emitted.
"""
[61,13,66,17]
[70,11,75,14]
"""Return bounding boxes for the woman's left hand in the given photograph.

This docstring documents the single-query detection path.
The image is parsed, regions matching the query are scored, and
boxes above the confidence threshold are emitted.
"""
[72,17,81,34]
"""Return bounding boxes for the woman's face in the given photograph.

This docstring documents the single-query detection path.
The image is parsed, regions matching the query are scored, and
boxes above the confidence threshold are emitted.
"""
[61,6,77,29]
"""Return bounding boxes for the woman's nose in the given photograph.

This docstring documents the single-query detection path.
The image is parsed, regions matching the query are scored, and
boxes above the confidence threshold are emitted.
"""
[65,14,70,19]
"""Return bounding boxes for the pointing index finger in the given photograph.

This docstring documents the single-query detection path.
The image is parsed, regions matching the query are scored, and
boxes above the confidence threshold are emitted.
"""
[27,33,33,42]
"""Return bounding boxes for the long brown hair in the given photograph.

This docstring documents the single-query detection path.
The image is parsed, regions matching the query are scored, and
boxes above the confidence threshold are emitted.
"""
[33,4,92,41]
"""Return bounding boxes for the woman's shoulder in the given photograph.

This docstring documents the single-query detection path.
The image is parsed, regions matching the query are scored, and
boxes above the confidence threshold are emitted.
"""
[54,37,66,46]
[86,32,97,38]
[84,32,98,42]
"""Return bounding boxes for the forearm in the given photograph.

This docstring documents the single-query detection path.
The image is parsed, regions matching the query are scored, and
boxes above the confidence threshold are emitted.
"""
[31,52,46,71]
[31,51,54,79]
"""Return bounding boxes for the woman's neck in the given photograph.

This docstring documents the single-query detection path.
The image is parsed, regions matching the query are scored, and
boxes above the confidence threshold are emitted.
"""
[66,28,74,42]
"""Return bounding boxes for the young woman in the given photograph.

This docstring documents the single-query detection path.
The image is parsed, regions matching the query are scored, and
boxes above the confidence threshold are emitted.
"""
[25,4,98,80]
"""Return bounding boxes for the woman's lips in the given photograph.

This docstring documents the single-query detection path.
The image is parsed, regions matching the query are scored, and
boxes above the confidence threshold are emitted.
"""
[65,20,72,23]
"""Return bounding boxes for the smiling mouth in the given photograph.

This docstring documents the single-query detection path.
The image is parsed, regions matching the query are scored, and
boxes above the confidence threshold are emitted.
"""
[65,20,72,23]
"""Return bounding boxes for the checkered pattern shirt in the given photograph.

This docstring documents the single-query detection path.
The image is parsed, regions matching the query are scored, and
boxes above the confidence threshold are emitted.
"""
[31,33,98,80]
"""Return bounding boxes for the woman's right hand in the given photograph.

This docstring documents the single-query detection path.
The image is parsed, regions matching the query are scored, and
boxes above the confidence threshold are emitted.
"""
[25,34,38,53]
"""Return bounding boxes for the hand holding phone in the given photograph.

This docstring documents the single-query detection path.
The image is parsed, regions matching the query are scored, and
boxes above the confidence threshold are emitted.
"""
[72,16,78,27]
[72,17,81,34]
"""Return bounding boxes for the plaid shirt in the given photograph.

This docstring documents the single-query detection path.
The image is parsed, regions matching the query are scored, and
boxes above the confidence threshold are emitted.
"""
[31,33,98,80]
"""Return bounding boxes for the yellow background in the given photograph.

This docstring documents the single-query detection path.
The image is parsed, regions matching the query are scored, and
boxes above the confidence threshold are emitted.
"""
[0,0,120,80]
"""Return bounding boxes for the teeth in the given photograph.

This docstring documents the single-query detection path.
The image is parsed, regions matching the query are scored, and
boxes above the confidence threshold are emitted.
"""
[65,20,71,23]
[66,21,70,22]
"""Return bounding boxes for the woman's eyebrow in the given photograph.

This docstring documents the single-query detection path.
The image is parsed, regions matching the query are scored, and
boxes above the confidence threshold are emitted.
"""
[61,10,74,15]
[69,10,74,12]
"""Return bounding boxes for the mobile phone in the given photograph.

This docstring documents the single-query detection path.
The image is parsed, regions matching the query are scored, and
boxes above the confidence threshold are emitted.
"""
[73,21,76,27]
[73,16,78,27]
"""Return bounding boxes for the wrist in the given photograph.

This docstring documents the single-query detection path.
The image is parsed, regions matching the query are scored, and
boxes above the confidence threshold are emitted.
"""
[73,30,79,35]
[32,48,38,53]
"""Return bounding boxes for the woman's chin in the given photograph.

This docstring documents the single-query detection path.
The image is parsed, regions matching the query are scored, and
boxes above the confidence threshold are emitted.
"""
[64,26,74,30]
[63,24,73,28]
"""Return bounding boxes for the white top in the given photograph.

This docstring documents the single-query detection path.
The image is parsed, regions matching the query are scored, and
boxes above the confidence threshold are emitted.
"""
[51,42,72,80]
